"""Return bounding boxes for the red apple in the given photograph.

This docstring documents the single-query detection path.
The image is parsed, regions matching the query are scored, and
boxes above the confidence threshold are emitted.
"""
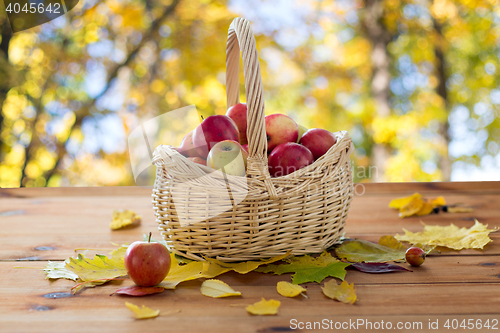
[187,157,207,166]
[193,115,239,159]
[226,103,248,145]
[299,128,337,160]
[176,130,204,158]
[265,114,299,153]
[124,233,171,287]
[268,142,314,177]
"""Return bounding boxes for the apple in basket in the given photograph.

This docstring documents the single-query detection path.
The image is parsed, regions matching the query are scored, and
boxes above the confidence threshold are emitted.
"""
[226,103,248,145]
[193,115,240,159]
[207,140,248,176]
[188,157,207,166]
[124,233,171,287]
[268,142,314,177]
[265,114,299,153]
[176,129,205,158]
[299,128,337,160]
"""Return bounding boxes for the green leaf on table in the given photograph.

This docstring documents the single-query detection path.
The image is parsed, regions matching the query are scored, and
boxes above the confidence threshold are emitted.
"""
[44,260,79,281]
[256,251,350,284]
[335,239,406,263]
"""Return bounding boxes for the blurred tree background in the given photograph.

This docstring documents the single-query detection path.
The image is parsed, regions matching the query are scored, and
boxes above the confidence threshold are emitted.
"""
[0,0,499,187]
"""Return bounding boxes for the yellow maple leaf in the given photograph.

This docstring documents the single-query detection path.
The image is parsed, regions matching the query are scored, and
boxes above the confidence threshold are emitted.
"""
[125,302,159,319]
[395,220,498,250]
[110,210,141,230]
[66,253,126,282]
[66,252,127,293]
[276,281,306,298]
[246,298,280,315]
[200,279,242,298]
[321,279,357,304]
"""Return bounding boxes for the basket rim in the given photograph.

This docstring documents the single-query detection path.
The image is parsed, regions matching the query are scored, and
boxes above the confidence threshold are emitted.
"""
[152,130,353,180]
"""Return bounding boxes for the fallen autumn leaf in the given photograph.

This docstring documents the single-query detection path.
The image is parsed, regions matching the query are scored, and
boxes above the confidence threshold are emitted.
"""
[395,219,498,250]
[200,279,241,298]
[125,302,160,319]
[321,279,357,304]
[246,298,280,315]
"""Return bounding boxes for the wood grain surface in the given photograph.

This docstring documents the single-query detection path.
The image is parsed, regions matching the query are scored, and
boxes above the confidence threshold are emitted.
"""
[0,182,499,332]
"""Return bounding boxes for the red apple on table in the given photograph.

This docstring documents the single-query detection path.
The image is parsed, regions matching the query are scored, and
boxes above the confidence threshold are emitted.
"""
[207,140,248,176]
[226,103,248,145]
[176,130,205,158]
[268,142,314,177]
[299,128,337,160]
[124,233,171,287]
[265,114,299,153]
[193,115,239,159]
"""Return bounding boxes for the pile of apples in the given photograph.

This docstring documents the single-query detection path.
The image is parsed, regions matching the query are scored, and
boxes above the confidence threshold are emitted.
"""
[175,103,337,177]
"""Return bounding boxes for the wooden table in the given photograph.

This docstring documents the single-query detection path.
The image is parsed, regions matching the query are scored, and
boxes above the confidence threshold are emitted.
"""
[1,182,499,332]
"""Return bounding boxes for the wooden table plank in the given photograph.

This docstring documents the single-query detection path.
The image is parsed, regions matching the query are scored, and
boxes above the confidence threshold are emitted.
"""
[1,261,500,333]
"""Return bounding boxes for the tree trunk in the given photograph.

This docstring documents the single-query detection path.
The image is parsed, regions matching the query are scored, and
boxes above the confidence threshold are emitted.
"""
[361,0,393,182]
[433,19,452,181]
[0,17,12,162]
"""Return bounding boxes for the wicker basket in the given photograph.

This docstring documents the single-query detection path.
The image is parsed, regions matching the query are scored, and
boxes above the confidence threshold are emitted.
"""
[152,17,354,262]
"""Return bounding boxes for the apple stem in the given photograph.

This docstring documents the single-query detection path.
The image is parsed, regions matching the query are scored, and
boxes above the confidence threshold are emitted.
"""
[201,115,204,121]
[148,232,152,243]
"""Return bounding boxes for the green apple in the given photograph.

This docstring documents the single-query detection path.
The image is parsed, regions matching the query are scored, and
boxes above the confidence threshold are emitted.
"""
[297,124,308,143]
[207,140,248,176]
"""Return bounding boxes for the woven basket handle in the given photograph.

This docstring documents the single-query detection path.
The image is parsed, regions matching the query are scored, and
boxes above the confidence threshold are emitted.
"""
[226,18,278,199]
